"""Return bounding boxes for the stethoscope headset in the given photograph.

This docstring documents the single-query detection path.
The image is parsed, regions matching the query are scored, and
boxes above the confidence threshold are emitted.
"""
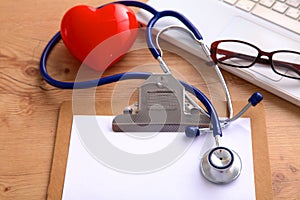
[40,1,263,184]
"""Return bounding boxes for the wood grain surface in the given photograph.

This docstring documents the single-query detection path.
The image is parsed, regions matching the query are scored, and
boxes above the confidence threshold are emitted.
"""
[0,0,299,199]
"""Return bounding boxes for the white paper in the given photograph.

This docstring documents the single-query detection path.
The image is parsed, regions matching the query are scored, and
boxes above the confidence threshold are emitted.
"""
[62,116,255,200]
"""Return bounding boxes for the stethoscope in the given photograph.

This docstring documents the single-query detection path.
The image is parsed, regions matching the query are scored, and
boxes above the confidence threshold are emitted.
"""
[40,1,263,184]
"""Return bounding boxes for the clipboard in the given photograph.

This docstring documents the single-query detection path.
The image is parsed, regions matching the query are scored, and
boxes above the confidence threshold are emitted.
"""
[46,101,273,200]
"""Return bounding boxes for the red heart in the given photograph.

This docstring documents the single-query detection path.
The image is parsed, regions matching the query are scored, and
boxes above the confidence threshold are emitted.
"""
[60,4,138,71]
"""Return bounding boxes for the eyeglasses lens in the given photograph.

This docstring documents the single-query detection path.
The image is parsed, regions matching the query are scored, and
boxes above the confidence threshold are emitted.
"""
[216,41,258,67]
[272,51,300,79]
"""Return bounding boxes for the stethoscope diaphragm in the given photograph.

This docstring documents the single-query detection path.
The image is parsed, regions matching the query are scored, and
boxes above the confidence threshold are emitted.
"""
[200,146,242,184]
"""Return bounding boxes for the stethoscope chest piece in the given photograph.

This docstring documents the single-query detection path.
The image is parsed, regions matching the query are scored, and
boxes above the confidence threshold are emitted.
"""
[200,146,242,184]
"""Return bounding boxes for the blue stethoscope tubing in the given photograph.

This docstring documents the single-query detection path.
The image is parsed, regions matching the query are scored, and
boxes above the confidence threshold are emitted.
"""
[39,1,222,137]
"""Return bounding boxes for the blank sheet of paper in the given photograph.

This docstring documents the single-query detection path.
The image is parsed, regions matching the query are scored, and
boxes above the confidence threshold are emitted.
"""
[62,116,255,200]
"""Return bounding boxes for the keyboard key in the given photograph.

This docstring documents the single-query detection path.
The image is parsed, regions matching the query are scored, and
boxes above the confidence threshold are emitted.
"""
[260,0,276,7]
[252,4,300,34]
[224,0,238,5]
[286,0,300,7]
[286,7,300,19]
[236,0,256,11]
[273,2,289,13]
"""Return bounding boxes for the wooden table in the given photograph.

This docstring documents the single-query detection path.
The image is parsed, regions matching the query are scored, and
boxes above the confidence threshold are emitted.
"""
[0,0,299,199]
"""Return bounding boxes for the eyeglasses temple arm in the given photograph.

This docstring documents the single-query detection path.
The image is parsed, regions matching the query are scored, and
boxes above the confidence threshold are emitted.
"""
[216,49,269,64]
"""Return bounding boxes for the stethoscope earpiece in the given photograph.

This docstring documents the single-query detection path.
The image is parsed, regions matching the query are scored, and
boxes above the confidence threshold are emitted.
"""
[185,126,201,137]
[184,91,263,137]
[200,146,242,184]
[248,92,263,106]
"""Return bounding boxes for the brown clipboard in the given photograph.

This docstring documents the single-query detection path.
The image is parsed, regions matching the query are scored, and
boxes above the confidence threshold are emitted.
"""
[46,101,273,200]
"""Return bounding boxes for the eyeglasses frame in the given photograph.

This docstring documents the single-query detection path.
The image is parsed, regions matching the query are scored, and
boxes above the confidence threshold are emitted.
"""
[210,39,300,80]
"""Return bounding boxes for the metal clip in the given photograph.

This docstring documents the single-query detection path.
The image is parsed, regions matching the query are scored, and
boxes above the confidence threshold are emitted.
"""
[112,74,210,132]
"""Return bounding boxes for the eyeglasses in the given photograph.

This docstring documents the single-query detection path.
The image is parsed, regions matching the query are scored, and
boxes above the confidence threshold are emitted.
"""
[210,40,300,80]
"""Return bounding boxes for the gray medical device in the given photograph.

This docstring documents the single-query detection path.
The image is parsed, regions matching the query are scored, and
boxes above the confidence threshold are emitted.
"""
[112,73,210,132]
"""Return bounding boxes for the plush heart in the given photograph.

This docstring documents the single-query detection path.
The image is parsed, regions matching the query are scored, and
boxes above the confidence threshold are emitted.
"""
[60,4,138,71]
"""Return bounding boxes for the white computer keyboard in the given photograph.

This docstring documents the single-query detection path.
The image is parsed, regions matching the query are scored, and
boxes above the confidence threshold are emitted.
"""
[222,0,300,34]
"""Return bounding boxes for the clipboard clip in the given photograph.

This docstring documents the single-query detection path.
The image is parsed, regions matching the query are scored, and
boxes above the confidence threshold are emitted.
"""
[112,73,210,132]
